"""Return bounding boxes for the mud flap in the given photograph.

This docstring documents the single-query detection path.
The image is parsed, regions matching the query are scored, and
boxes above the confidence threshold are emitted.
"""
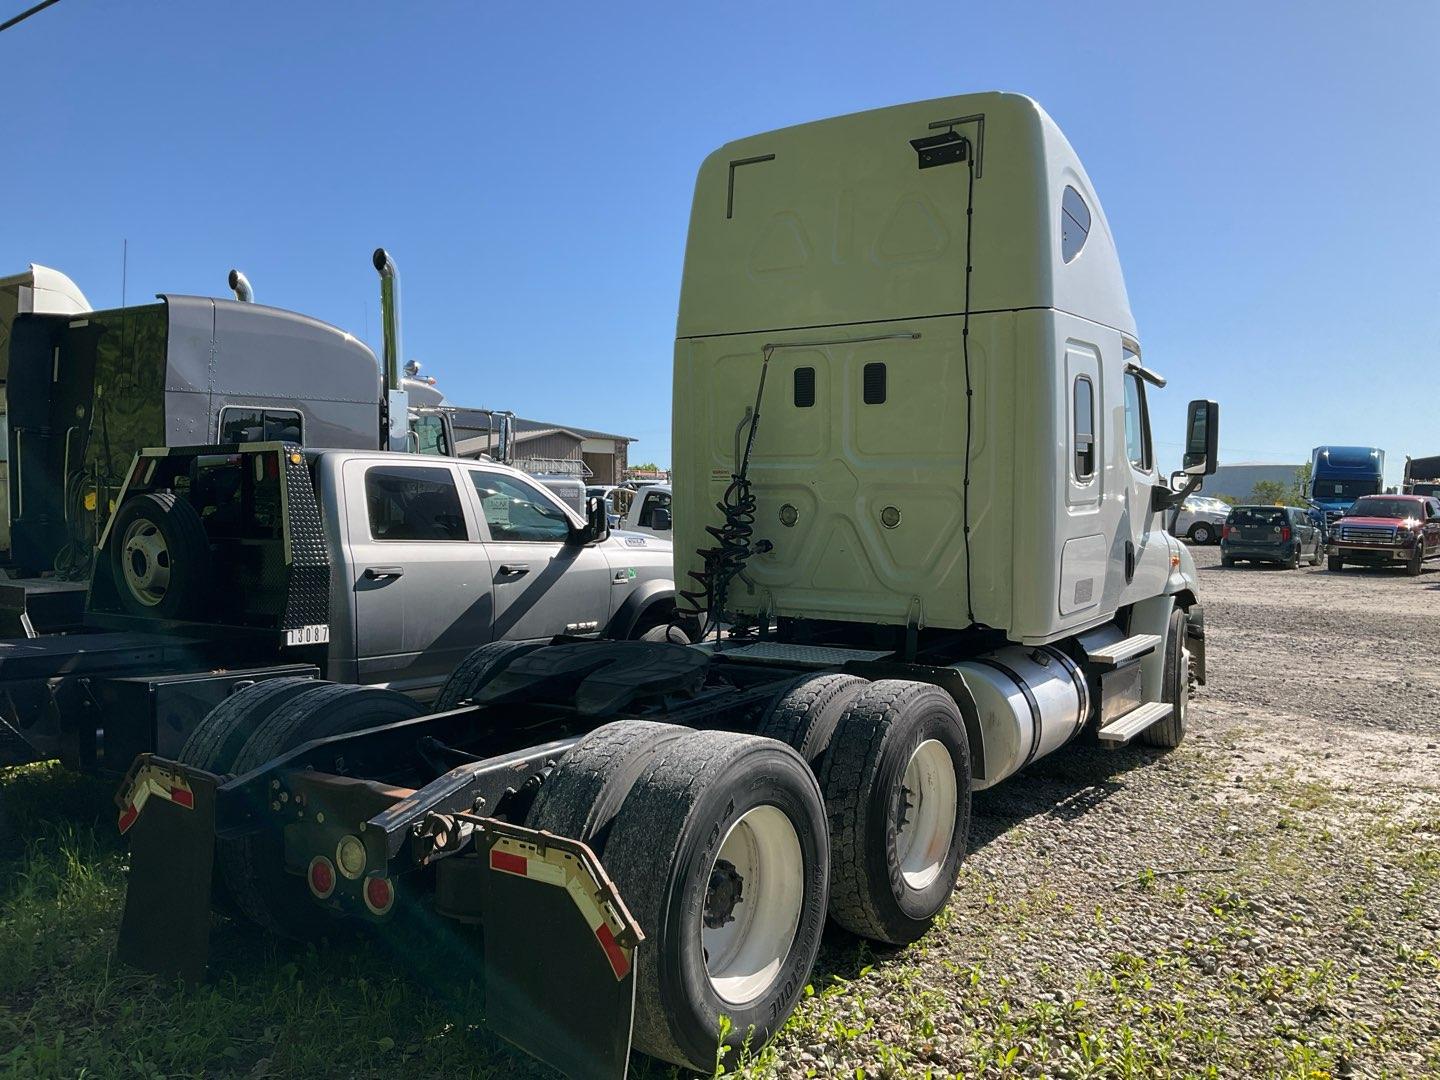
[115,757,219,983]
[474,822,642,1080]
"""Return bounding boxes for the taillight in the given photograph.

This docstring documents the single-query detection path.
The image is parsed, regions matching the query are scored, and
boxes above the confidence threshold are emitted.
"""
[363,874,395,916]
[1221,526,1231,540]
[1280,527,1291,541]
[308,855,337,900]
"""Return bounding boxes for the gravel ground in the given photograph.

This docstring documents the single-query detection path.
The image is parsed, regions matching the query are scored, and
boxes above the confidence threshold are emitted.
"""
[727,546,1440,1079]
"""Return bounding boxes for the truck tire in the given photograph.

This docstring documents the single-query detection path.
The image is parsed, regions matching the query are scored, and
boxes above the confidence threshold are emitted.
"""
[432,640,546,713]
[1188,523,1213,545]
[1138,608,1187,749]
[176,676,322,775]
[219,684,425,938]
[526,720,691,846]
[1328,554,1344,571]
[820,680,970,946]
[556,728,828,1071]
[639,623,691,644]
[755,672,868,768]
[1407,547,1424,577]
[109,491,211,619]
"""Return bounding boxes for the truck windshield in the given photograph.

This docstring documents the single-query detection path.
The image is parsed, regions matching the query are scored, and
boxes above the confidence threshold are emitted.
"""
[1348,498,1423,520]
[1313,479,1377,500]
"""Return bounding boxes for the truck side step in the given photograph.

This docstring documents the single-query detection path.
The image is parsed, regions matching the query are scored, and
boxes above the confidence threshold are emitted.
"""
[1096,700,1173,746]
[1086,633,1160,666]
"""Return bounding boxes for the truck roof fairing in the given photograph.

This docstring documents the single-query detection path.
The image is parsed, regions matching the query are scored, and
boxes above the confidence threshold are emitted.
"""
[677,91,1135,341]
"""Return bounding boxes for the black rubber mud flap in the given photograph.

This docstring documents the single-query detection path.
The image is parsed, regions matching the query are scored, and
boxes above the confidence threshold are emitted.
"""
[115,757,219,984]
[475,820,642,1080]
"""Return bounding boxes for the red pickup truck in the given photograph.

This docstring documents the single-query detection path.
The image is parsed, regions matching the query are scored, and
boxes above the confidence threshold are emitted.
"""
[1328,494,1440,575]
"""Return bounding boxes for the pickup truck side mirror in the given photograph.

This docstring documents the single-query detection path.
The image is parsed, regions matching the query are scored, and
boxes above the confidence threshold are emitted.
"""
[1183,399,1220,476]
[571,496,611,546]
[650,507,672,532]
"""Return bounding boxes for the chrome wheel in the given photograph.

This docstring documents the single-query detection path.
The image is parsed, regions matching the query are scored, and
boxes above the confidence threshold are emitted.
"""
[702,804,804,1005]
[895,739,958,891]
[120,519,172,607]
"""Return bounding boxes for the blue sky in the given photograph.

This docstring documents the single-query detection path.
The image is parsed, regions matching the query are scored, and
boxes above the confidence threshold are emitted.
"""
[5,1,1437,482]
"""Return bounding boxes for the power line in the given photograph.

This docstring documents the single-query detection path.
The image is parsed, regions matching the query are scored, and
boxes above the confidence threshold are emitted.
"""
[0,0,61,34]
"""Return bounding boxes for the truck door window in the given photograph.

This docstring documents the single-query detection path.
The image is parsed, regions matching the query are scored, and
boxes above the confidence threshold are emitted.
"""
[365,465,467,541]
[220,407,303,444]
[638,490,673,529]
[1073,376,1095,481]
[410,414,449,456]
[469,471,571,543]
[1122,371,1152,471]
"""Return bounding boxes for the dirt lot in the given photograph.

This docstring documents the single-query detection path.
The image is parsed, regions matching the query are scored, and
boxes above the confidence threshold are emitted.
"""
[2,547,1438,1078]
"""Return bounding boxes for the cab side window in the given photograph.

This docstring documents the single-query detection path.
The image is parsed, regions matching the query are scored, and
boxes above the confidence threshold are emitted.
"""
[1122,371,1153,472]
[366,465,467,541]
[1072,376,1095,482]
[469,471,571,543]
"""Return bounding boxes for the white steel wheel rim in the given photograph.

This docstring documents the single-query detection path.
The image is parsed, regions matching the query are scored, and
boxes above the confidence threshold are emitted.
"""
[121,520,171,607]
[701,804,804,1006]
[895,739,958,891]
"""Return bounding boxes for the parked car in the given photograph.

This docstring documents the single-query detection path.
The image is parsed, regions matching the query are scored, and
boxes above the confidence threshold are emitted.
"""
[1220,505,1323,568]
[1328,494,1440,575]
[622,482,673,539]
[1173,495,1229,544]
[585,484,632,527]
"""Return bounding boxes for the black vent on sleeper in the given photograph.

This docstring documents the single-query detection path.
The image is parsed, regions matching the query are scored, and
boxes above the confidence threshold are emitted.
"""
[863,362,887,404]
[793,366,815,408]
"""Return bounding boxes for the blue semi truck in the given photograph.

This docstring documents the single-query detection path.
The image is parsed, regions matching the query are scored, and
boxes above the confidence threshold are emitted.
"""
[1309,445,1386,526]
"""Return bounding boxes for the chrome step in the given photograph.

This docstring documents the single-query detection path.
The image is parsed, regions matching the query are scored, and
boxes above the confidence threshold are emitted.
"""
[1086,633,1160,666]
[1097,700,1173,745]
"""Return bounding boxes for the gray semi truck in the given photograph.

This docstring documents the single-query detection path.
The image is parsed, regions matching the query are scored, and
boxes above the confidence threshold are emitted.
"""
[114,93,1219,1078]
[0,252,467,629]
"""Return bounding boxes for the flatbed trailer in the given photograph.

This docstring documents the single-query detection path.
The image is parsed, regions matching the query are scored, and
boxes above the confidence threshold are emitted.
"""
[114,93,1221,1078]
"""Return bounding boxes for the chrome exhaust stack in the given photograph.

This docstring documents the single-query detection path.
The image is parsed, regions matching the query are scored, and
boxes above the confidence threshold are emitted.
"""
[372,248,410,452]
[227,269,254,303]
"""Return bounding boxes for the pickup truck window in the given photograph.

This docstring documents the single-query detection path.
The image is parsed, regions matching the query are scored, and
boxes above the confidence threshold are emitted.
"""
[1123,371,1152,471]
[469,471,571,543]
[365,465,468,541]
[638,490,673,530]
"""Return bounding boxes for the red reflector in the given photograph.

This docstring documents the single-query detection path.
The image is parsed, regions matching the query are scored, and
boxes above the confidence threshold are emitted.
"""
[595,921,631,980]
[117,804,139,835]
[363,874,395,916]
[308,856,336,899]
[170,786,194,809]
[489,849,529,877]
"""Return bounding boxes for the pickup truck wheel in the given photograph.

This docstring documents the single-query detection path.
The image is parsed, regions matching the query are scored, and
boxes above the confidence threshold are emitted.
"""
[1138,608,1187,749]
[1189,523,1213,545]
[820,680,971,945]
[1407,547,1424,576]
[219,684,425,938]
[432,640,546,713]
[1328,554,1344,571]
[756,672,868,768]
[639,623,691,644]
[589,730,828,1071]
[109,491,211,619]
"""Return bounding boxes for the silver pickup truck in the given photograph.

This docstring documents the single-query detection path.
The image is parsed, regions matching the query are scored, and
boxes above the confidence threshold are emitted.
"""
[0,443,679,770]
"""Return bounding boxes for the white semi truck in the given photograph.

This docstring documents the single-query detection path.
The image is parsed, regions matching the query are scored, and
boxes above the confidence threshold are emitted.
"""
[115,93,1217,1079]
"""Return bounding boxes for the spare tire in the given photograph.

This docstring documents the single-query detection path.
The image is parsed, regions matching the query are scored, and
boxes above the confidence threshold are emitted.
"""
[108,491,211,619]
[581,729,829,1071]
[218,684,425,937]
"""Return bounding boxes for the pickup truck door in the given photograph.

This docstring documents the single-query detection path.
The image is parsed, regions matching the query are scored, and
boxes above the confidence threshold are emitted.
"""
[462,466,613,640]
[343,459,495,693]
